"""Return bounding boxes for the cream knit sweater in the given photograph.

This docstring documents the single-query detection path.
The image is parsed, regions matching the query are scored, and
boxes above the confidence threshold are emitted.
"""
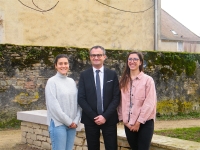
[45,72,81,127]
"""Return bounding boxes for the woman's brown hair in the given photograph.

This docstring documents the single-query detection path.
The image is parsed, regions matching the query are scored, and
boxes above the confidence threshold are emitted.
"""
[119,51,144,91]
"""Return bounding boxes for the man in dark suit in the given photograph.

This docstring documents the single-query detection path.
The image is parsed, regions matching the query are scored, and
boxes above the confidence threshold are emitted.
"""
[78,45,120,150]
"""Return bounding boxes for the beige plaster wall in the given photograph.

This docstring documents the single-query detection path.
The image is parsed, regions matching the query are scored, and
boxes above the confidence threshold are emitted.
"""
[0,0,154,50]
[0,2,4,43]
[158,40,177,52]
[184,42,200,53]
[159,40,200,52]
[196,44,200,53]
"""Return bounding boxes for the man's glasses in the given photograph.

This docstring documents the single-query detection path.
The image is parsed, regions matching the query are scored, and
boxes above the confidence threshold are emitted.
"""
[128,58,140,62]
[90,54,104,58]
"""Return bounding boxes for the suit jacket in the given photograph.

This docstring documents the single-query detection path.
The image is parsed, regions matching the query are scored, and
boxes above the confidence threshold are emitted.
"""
[78,67,121,125]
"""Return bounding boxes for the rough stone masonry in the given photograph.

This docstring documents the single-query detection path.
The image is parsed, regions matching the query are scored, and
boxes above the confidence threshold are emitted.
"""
[0,44,200,124]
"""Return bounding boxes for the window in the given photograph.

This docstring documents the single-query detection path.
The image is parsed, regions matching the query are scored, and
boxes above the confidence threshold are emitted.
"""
[177,42,183,52]
[171,30,178,35]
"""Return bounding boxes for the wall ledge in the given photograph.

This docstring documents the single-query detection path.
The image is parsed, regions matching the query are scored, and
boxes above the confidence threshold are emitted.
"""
[152,134,200,150]
[17,110,47,125]
[17,110,200,150]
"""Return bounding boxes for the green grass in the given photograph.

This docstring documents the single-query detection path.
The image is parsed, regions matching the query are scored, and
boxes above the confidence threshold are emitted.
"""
[155,112,200,142]
[154,127,200,142]
[0,118,21,130]
[156,112,200,121]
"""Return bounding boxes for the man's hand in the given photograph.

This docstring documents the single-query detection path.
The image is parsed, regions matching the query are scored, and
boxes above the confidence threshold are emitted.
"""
[94,115,106,125]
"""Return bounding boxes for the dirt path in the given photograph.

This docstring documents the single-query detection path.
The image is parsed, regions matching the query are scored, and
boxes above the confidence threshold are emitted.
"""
[0,130,22,150]
[0,119,200,150]
[155,119,200,130]
[0,128,39,150]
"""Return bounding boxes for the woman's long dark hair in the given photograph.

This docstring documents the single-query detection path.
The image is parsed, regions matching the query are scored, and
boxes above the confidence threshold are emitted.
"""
[119,51,144,92]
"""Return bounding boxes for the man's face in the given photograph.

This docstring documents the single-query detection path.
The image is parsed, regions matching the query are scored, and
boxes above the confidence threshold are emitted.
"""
[90,48,106,69]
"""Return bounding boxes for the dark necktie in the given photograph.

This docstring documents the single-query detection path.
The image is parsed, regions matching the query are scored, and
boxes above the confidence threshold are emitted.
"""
[96,70,103,114]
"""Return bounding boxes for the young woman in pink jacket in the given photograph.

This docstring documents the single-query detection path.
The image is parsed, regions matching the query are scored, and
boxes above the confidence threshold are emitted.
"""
[118,51,157,150]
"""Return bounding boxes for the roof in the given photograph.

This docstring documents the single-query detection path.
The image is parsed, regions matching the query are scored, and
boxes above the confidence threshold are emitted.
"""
[161,9,200,42]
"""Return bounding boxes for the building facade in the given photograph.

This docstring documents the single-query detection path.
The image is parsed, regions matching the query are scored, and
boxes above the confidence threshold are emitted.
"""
[0,0,155,50]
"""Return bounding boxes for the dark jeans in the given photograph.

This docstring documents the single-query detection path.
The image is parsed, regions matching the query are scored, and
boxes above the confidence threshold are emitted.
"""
[124,119,154,150]
[84,124,118,150]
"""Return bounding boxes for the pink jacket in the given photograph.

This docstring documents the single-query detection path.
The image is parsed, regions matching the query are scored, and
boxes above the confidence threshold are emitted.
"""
[118,72,157,125]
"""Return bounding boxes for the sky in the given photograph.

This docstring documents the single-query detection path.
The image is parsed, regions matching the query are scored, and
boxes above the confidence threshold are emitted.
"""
[161,0,200,36]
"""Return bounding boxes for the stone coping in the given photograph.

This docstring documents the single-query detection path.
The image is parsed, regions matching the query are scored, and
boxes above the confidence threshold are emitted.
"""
[152,135,200,150]
[17,110,84,131]
[17,110,47,125]
[17,110,200,150]
[117,127,200,150]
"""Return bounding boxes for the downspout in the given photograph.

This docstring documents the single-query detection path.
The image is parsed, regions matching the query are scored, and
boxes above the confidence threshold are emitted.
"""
[154,0,158,50]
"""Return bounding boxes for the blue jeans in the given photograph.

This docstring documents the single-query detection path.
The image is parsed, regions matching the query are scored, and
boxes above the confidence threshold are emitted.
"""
[49,120,76,150]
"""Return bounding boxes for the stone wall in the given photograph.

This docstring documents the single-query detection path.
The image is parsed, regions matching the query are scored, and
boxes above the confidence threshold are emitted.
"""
[1,44,200,124]
[21,122,51,150]
[20,121,200,150]
[17,110,200,150]
[21,121,132,150]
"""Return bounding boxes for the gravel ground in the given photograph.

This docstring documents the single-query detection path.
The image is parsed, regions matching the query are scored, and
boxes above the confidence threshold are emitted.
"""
[1,119,200,150]
[0,144,40,150]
